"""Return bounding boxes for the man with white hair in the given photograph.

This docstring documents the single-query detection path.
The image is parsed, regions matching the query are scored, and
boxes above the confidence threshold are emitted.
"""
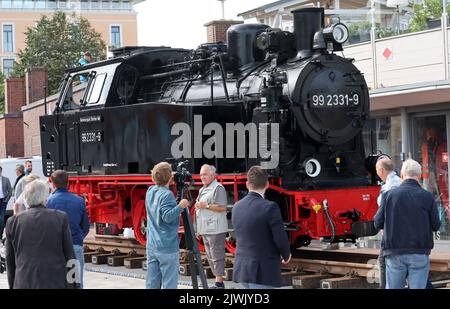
[5,180,75,288]
[374,159,441,289]
[195,164,228,289]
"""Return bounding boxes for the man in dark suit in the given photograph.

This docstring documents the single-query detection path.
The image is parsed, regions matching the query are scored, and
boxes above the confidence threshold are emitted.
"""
[5,180,76,289]
[374,159,441,289]
[0,166,12,238]
[232,166,291,289]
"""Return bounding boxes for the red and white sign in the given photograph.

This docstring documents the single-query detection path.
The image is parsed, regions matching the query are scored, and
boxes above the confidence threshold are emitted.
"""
[382,47,393,61]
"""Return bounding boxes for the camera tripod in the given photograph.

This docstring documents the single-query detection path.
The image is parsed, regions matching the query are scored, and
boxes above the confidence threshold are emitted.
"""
[175,162,208,289]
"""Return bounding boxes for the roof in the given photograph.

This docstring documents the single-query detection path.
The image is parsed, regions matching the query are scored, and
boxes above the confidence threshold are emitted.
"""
[237,0,303,18]
[370,80,450,111]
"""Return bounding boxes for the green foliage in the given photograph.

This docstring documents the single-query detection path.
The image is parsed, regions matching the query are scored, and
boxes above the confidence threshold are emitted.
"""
[0,73,4,115]
[11,11,106,95]
[409,0,450,32]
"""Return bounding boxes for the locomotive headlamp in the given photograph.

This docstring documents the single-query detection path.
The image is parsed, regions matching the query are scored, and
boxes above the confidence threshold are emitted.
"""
[323,23,349,44]
[303,158,321,178]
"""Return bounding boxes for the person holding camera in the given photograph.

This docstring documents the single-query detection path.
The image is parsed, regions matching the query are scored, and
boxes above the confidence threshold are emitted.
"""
[146,162,189,289]
[195,164,228,289]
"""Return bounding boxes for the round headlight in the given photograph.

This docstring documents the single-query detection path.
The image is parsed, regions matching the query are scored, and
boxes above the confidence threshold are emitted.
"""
[304,158,321,178]
[332,24,349,44]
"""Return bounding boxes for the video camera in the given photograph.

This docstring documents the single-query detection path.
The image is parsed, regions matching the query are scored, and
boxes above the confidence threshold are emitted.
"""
[173,160,193,196]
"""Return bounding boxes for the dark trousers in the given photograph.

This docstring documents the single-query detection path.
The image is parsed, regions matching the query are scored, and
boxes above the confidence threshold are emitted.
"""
[0,198,5,238]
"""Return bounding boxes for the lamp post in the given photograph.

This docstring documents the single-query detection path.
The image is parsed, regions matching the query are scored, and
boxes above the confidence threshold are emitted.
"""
[386,0,408,34]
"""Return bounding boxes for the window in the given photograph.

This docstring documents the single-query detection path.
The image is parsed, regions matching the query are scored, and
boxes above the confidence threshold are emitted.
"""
[121,1,130,10]
[35,0,44,8]
[12,0,22,8]
[80,0,89,9]
[111,0,119,9]
[85,73,107,105]
[3,58,15,78]
[1,0,12,8]
[101,0,109,9]
[110,25,121,49]
[58,0,67,8]
[3,24,14,52]
[47,0,56,9]
[23,0,33,8]
[91,0,99,9]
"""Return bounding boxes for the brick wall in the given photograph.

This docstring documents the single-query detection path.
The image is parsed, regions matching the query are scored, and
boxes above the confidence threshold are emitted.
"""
[5,77,26,114]
[204,20,243,43]
[0,115,24,158]
[22,94,58,156]
[26,67,48,105]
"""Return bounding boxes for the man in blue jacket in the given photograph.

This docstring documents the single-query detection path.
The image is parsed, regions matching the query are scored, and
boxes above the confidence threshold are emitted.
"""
[374,159,441,289]
[47,170,90,288]
[232,166,291,289]
[146,162,189,289]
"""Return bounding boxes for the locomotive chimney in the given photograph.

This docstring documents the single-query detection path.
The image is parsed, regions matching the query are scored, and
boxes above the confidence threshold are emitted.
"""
[292,7,324,58]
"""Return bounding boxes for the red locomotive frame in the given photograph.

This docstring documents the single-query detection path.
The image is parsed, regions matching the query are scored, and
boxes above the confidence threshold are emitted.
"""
[68,174,380,252]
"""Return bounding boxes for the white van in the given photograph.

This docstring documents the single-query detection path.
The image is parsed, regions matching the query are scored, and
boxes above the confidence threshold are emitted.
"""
[0,156,45,219]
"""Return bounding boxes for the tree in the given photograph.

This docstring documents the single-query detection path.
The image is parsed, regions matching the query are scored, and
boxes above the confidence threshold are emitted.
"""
[410,0,450,32]
[0,73,5,115]
[11,11,106,95]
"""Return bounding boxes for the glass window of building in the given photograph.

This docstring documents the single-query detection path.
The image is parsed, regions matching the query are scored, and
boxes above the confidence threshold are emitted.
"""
[12,0,22,8]
[91,0,99,9]
[35,0,45,8]
[110,25,121,48]
[58,0,66,8]
[411,114,449,240]
[2,58,15,78]
[363,116,402,171]
[111,0,119,9]
[80,0,89,9]
[1,0,12,8]
[23,0,33,8]
[101,0,109,9]
[47,0,56,8]
[121,0,130,9]
[3,24,14,53]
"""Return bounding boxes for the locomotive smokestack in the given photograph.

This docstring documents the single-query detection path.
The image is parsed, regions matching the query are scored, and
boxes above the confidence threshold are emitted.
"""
[292,7,324,58]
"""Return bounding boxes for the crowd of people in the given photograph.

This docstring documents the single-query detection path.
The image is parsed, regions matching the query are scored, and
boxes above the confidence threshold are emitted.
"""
[0,157,443,289]
[1,167,88,289]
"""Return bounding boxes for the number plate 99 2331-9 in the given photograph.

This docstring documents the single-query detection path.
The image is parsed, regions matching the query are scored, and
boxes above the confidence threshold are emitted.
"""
[81,131,103,143]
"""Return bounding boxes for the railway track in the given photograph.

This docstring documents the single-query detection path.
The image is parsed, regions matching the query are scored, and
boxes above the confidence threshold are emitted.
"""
[83,235,450,289]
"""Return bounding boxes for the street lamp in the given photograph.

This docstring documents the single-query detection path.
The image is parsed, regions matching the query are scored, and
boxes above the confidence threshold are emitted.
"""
[387,0,409,34]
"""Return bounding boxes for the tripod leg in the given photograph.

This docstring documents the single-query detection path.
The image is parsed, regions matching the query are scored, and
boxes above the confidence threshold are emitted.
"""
[182,208,209,289]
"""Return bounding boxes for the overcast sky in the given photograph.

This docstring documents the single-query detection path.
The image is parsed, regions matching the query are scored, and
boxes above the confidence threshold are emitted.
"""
[134,0,274,48]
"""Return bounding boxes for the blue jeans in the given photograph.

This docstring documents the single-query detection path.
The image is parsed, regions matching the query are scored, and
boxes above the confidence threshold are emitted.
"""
[240,283,275,289]
[386,254,429,289]
[0,199,5,238]
[146,251,179,289]
[73,245,84,288]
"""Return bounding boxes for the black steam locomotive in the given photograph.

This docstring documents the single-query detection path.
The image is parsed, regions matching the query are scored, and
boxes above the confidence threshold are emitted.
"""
[40,8,379,246]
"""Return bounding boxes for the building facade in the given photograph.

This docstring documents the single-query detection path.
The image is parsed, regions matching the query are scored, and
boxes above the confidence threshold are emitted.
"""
[0,0,142,78]
[240,0,450,243]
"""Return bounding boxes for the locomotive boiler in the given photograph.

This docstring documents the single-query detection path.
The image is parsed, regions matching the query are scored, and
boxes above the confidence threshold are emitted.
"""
[40,8,380,249]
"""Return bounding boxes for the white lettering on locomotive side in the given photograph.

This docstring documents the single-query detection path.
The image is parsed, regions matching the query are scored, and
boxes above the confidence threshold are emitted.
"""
[171,114,280,169]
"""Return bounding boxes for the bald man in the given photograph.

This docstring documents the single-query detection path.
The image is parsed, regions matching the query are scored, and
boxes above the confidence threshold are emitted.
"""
[374,157,401,288]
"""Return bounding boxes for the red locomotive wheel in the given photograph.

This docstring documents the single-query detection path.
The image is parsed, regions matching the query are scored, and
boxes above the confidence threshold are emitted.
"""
[132,199,147,246]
